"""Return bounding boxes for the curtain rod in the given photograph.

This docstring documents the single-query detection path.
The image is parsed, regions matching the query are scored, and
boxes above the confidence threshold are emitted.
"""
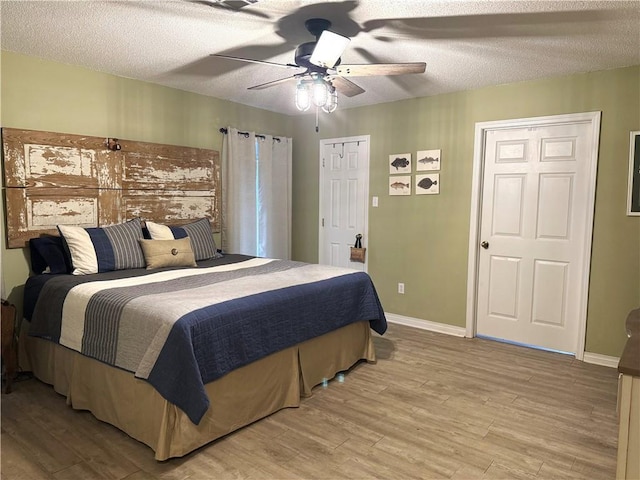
[219,127,281,143]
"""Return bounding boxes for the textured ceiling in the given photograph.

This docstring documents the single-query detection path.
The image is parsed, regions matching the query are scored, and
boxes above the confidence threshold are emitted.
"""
[2,0,639,116]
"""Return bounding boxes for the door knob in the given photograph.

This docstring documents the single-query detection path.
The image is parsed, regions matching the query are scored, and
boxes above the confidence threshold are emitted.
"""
[481,241,489,249]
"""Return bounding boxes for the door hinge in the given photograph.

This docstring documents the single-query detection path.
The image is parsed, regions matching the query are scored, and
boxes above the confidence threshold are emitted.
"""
[322,158,325,167]
[321,218,325,227]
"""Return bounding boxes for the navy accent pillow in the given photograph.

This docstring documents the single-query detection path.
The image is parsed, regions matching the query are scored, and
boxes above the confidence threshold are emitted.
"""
[169,227,189,240]
[29,236,71,274]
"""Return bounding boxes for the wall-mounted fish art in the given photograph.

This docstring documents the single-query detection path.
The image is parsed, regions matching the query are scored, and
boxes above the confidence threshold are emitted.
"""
[416,173,440,195]
[389,153,411,174]
[416,149,441,171]
[389,175,411,196]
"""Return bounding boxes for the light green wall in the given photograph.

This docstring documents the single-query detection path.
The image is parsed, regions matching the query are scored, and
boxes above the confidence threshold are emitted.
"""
[2,51,638,358]
[0,51,292,320]
[292,66,640,358]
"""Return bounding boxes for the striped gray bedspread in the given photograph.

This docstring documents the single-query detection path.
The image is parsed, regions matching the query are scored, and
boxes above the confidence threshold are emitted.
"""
[26,255,387,424]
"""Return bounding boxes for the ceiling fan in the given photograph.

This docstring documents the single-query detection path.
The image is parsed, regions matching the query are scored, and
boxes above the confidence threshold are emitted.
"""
[211,17,426,108]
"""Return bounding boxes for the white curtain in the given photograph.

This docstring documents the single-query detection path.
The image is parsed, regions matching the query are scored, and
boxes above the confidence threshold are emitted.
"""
[222,127,292,259]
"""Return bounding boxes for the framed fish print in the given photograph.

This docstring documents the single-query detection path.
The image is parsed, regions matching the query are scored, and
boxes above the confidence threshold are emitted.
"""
[416,149,441,171]
[627,131,640,216]
[416,173,439,195]
[389,175,411,195]
[389,153,411,174]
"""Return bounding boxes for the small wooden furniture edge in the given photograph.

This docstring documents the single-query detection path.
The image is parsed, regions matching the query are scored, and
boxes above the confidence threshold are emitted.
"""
[616,307,640,480]
[1,299,17,393]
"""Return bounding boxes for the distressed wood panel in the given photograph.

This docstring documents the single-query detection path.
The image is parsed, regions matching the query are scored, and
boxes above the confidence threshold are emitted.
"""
[98,190,122,226]
[5,188,100,248]
[2,128,220,248]
[124,190,219,231]
[96,150,123,190]
[2,129,103,188]
[123,151,215,191]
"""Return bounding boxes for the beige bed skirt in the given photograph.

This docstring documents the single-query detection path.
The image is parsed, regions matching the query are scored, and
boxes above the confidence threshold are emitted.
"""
[21,321,375,460]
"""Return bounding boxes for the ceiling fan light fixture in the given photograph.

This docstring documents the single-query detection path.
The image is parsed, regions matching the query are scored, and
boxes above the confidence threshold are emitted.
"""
[309,30,350,69]
[322,86,338,114]
[295,79,311,111]
[296,76,338,114]
[311,77,329,107]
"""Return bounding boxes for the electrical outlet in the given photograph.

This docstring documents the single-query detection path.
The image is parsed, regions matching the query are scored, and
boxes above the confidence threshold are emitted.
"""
[398,283,404,294]
[372,196,378,207]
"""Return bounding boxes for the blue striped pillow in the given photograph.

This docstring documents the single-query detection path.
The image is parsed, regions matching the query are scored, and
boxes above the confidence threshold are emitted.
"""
[146,218,221,261]
[58,218,146,275]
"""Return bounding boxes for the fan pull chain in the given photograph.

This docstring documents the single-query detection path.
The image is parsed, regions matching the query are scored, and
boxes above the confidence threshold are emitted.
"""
[315,106,320,133]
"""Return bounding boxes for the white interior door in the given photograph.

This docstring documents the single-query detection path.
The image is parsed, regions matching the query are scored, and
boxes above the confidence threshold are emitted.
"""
[469,113,600,356]
[319,136,370,270]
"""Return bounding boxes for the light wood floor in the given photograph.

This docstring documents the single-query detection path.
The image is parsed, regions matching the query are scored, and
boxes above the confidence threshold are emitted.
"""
[1,324,619,480]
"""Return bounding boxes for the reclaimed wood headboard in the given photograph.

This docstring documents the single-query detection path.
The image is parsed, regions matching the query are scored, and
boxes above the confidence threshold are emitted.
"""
[2,128,220,248]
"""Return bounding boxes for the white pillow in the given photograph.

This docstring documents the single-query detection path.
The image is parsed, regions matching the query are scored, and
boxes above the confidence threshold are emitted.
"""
[145,221,175,240]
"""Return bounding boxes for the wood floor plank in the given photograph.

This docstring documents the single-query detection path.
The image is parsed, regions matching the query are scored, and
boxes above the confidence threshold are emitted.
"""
[27,400,141,479]
[1,407,82,474]
[266,404,352,450]
[537,461,591,480]
[120,472,157,480]
[0,323,619,479]
[481,461,539,480]
[0,431,57,480]
[52,461,114,480]
[269,431,355,479]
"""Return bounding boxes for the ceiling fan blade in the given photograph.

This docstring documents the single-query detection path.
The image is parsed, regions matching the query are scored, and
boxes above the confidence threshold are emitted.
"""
[247,75,298,91]
[211,54,300,69]
[335,63,426,77]
[329,76,365,98]
[186,0,271,19]
[309,30,350,69]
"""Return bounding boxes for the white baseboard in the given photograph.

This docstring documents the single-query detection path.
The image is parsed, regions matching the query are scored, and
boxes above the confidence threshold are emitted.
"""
[582,352,619,368]
[385,313,467,337]
[385,313,620,367]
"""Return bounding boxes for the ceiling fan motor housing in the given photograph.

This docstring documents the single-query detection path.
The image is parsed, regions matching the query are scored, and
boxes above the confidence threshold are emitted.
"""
[295,42,340,71]
[296,19,342,71]
[294,42,316,69]
[305,18,332,39]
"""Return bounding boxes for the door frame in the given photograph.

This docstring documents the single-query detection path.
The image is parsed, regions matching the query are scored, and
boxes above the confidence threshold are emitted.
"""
[465,112,601,360]
[318,135,370,270]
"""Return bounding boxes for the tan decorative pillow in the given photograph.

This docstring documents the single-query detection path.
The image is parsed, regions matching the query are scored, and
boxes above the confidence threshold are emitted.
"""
[139,238,197,270]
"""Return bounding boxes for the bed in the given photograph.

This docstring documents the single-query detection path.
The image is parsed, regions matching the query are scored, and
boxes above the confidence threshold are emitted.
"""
[21,251,387,460]
[6,129,386,460]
